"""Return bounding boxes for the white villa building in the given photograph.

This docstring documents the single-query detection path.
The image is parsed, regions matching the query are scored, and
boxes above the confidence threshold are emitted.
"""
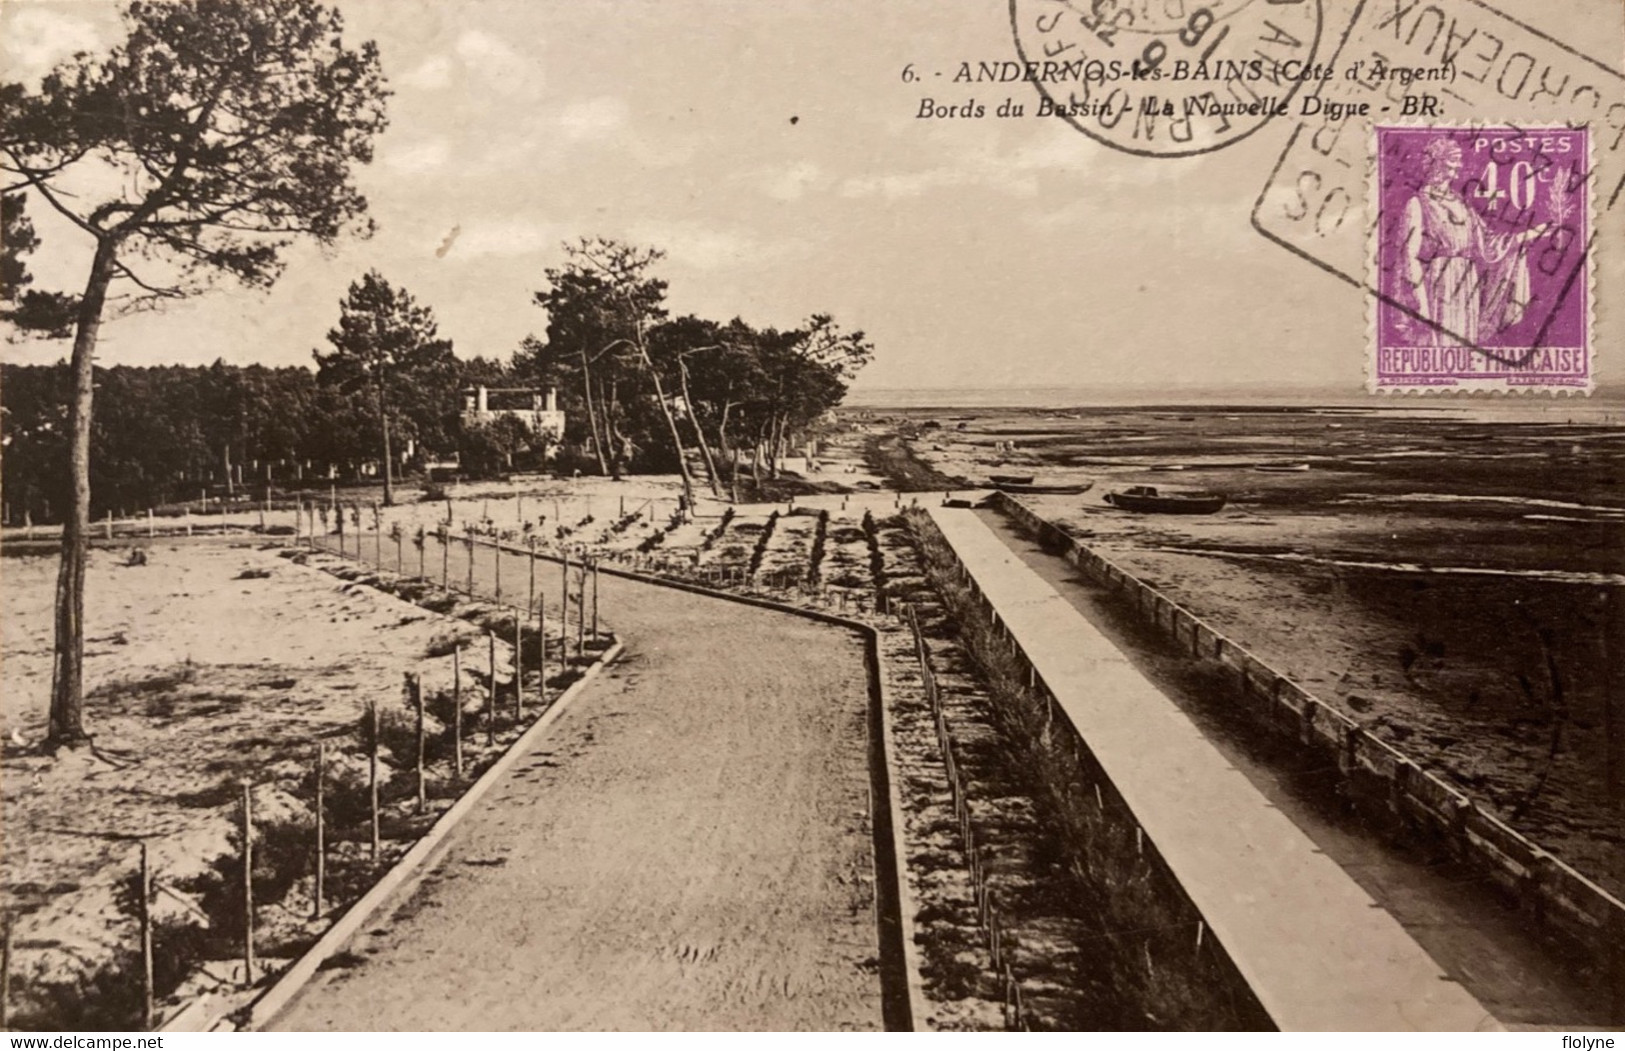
[460,386,566,441]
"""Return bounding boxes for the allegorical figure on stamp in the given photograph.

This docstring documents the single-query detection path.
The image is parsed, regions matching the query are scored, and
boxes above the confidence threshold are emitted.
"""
[1399,137,1551,347]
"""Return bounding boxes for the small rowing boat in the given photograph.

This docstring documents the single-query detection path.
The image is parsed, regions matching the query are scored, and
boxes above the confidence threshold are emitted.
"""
[1105,485,1227,514]
[992,480,1094,495]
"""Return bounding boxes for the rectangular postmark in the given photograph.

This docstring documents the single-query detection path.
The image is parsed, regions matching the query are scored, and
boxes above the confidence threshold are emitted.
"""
[1251,0,1625,395]
[1372,124,1590,390]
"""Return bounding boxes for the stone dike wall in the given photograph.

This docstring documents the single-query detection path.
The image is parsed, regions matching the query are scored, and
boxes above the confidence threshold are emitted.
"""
[990,491,1625,1012]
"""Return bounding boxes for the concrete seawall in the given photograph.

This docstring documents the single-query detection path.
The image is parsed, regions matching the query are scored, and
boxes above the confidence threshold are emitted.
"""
[989,491,1625,1021]
[913,505,1498,1030]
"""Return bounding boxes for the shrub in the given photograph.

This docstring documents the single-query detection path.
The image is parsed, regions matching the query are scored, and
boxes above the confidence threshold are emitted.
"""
[185,814,317,958]
[748,511,779,577]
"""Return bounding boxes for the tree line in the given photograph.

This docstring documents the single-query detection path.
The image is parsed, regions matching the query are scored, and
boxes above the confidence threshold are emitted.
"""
[1,244,869,520]
[2,0,868,749]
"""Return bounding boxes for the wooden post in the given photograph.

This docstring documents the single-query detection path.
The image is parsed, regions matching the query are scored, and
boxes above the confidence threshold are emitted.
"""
[538,602,548,706]
[528,544,536,622]
[486,631,497,746]
[576,565,586,660]
[466,536,475,594]
[495,538,502,603]
[241,782,255,984]
[453,648,464,779]
[314,741,326,918]
[441,532,450,590]
[104,510,113,540]
[1,912,11,1031]
[1612,916,1625,1026]
[147,508,155,538]
[368,702,381,861]
[139,841,154,1029]
[513,614,524,720]
[412,673,426,813]
[592,562,600,643]
[1603,588,1623,879]
[561,550,571,644]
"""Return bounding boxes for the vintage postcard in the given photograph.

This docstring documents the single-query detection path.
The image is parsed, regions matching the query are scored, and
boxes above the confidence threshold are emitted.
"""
[2,0,1623,1036]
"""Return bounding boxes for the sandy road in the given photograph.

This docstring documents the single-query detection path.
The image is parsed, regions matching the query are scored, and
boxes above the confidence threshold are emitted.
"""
[270,556,884,1031]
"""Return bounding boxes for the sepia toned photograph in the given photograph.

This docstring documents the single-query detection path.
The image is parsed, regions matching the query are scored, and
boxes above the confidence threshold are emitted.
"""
[1,0,1622,1034]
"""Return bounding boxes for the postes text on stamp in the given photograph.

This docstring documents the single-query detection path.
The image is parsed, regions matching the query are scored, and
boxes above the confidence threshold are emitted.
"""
[1373,126,1590,390]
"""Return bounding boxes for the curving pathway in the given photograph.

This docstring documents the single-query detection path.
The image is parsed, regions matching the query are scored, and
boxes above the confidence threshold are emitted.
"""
[270,553,883,1031]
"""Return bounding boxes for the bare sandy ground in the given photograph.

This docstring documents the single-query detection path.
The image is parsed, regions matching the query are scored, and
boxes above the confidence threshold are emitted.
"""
[269,569,883,1031]
[0,541,477,996]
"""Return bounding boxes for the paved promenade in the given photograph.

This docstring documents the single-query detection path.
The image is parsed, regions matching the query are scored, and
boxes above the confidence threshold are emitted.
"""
[927,506,1499,1032]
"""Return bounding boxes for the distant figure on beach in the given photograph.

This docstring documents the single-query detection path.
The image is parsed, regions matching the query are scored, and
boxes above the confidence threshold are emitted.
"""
[1399,138,1550,346]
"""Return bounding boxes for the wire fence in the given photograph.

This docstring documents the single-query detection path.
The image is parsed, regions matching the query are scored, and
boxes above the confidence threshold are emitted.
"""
[900,601,1029,1031]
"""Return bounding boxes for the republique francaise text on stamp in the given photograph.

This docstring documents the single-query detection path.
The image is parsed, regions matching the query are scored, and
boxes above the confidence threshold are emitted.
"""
[1372,125,1590,390]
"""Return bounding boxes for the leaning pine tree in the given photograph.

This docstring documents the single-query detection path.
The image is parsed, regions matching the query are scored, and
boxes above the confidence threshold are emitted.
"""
[0,0,390,749]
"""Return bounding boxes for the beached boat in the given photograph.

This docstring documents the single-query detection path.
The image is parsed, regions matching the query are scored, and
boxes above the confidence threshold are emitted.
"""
[1105,485,1227,514]
[1254,462,1311,472]
[992,480,1094,495]
[987,472,1035,485]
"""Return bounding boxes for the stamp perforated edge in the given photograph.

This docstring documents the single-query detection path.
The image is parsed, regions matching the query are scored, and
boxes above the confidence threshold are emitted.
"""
[1362,120,1597,396]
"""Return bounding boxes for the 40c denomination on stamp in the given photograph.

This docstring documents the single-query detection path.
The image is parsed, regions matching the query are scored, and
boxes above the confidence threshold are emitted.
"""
[1373,125,1591,391]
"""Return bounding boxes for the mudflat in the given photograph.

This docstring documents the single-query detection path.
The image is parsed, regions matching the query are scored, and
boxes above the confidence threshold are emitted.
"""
[877,404,1625,898]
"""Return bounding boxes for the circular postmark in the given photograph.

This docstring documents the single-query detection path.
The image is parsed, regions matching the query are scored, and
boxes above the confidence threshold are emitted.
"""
[1010,0,1324,158]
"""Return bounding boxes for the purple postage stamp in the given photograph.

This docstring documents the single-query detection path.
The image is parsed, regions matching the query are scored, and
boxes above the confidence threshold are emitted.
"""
[1373,125,1592,392]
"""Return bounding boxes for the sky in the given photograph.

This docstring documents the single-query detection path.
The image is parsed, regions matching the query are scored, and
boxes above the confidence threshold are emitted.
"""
[1,0,1620,394]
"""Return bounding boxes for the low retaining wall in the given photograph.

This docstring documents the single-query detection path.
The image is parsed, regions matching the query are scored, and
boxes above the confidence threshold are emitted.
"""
[906,509,1274,1029]
[990,491,1625,1014]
